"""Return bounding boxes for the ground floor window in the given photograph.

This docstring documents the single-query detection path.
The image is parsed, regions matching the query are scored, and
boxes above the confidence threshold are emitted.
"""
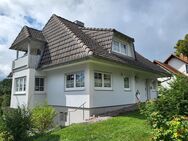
[15,77,26,92]
[65,71,85,90]
[94,72,112,89]
[124,77,130,90]
[35,77,44,91]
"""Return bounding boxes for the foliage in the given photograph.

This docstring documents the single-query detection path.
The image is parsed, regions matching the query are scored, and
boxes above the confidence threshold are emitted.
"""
[31,103,56,135]
[1,94,11,107]
[175,34,188,56]
[153,116,188,141]
[141,75,188,140]
[0,106,32,141]
[0,79,12,96]
[0,79,12,108]
[31,111,152,141]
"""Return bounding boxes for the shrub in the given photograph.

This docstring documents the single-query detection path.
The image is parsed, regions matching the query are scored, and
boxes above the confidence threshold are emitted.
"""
[2,94,11,107]
[141,75,188,140]
[0,106,32,141]
[31,103,56,135]
[153,116,188,141]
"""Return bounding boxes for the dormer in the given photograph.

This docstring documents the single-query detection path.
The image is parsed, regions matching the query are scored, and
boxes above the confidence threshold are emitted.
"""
[112,30,135,59]
[10,26,46,70]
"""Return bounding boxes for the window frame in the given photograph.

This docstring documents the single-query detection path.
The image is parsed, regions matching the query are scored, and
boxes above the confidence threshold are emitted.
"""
[65,71,85,91]
[112,40,128,55]
[124,76,131,91]
[35,77,45,92]
[94,71,112,90]
[15,76,26,94]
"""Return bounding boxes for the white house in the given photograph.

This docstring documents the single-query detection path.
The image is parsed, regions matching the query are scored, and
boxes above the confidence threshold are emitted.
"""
[154,53,188,88]
[10,14,167,125]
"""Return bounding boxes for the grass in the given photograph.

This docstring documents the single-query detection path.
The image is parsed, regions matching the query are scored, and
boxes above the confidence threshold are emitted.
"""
[31,111,152,141]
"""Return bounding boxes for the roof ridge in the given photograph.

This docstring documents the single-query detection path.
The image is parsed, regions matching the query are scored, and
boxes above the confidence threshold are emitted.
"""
[80,27,114,31]
[53,14,93,56]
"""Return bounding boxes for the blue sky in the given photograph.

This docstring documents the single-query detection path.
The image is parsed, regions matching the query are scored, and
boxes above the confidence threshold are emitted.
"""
[0,0,188,80]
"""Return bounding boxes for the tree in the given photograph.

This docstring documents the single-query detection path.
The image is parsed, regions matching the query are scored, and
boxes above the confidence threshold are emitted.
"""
[0,79,12,107]
[175,34,188,56]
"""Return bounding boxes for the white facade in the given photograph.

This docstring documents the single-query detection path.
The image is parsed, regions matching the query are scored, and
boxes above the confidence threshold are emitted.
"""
[158,55,188,88]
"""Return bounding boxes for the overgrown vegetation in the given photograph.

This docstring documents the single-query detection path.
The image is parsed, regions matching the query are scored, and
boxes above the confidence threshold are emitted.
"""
[31,103,56,135]
[0,104,56,141]
[0,78,12,108]
[0,106,32,141]
[141,75,188,141]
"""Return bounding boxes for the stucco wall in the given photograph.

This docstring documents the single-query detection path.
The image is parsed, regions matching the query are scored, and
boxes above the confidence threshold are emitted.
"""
[168,58,187,74]
[46,64,90,108]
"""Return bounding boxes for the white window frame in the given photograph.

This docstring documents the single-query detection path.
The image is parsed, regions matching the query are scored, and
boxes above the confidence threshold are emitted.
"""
[124,76,131,91]
[94,72,112,90]
[15,76,26,94]
[65,71,85,91]
[35,77,45,92]
[112,40,128,55]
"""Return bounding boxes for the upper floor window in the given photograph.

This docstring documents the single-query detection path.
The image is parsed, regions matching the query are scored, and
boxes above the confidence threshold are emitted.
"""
[35,77,44,91]
[15,77,26,92]
[94,72,112,90]
[112,40,127,55]
[65,71,85,90]
[186,64,188,73]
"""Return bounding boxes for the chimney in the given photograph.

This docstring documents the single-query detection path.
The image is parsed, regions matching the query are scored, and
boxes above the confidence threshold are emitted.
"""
[74,20,84,27]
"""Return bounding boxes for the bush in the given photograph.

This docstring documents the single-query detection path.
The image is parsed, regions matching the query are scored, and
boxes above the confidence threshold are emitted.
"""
[141,75,188,140]
[31,103,56,135]
[2,94,11,107]
[0,106,32,141]
[153,116,188,141]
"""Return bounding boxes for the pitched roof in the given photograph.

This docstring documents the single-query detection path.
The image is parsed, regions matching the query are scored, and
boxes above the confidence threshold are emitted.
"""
[164,54,188,64]
[10,14,167,75]
[10,26,46,49]
[154,60,181,75]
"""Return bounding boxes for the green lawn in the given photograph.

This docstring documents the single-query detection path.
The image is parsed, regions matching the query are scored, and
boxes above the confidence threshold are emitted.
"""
[32,111,152,141]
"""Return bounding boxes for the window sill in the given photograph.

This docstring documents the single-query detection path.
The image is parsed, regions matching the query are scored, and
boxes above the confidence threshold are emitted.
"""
[124,88,131,92]
[34,91,46,95]
[14,92,26,95]
[65,87,85,91]
[94,87,113,91]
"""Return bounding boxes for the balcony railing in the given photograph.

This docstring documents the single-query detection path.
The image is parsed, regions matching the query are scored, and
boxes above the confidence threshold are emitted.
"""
[12,54,40,69]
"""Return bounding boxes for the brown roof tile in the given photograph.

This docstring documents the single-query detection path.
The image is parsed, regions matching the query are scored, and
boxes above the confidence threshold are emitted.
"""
[10,14,168,75]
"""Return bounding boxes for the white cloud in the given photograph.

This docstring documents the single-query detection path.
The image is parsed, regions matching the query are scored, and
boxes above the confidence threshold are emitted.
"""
[0,0,188,79]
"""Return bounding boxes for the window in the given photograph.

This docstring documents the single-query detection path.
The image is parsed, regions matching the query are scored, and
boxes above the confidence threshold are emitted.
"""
[15,77,26,92]
[94,72,112,89]
[186,64,188,73]
[151,80,157,90]
[124,77,130,90]
[112,40,127,55]
[59,112,67,122]
[35,78,44,91]
[65,71,85,90]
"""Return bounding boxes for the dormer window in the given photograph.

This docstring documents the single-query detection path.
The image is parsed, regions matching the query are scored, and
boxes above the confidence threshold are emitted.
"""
[112,40,127,55]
